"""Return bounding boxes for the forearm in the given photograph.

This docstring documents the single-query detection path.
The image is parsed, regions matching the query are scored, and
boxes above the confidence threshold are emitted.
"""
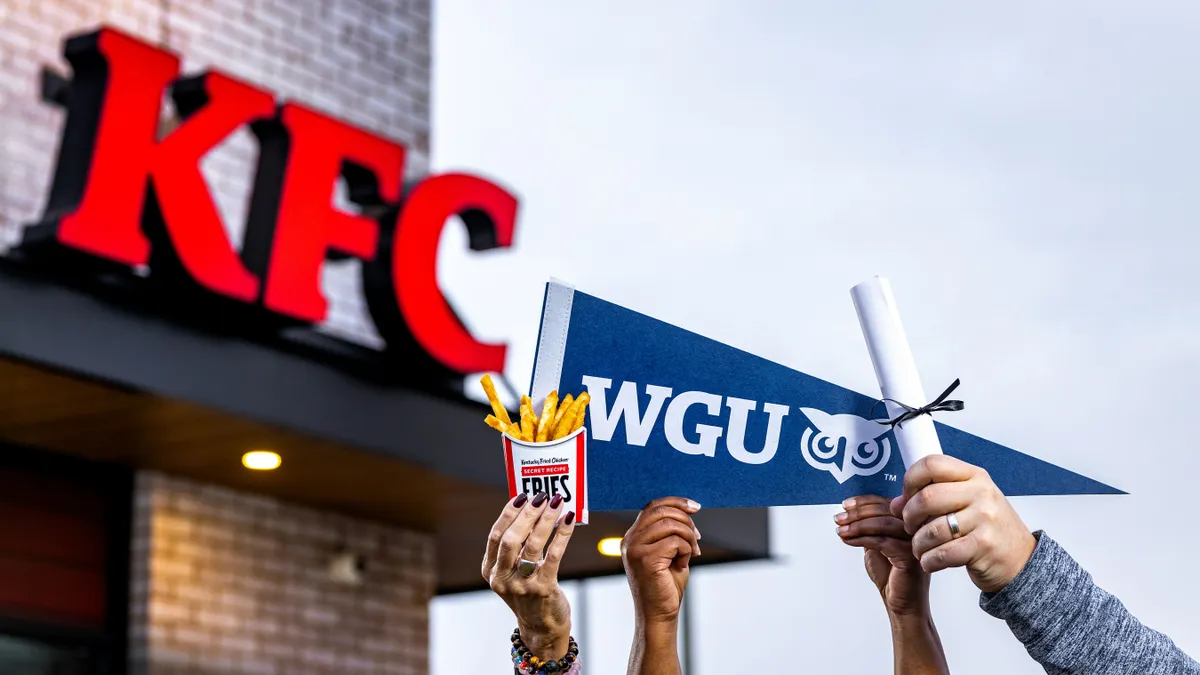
[890,613,950,675]
[627,619,681,675]
[981,532,1199,675]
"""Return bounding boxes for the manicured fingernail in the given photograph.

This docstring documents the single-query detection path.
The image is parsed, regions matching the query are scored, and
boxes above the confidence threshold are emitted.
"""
[685,499,701,512]
[837,525,849,535]
[842,498,856,509]
[564,511,576,525]
[834,512,847,524]
[513,493,528,508]
[531,492,548,507]
[549,494,563,509]
[695,542,702,556]
[694,528,702,541]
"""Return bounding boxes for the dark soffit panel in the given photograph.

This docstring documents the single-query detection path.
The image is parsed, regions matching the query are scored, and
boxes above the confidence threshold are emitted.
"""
[0,261,503,486]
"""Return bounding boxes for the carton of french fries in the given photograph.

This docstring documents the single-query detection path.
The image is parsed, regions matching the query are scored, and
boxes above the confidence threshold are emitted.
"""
[481,375,590,524]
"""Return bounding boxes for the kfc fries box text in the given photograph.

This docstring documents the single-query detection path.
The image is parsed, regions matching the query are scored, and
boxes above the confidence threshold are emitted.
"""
[502,427,589,524]
[528,279,1122,512]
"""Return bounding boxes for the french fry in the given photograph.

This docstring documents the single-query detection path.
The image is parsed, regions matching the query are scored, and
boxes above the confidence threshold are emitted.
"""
[520,395,536,440]
[519,396,534,435]
[551,394,574,431]
[551,396,582,440]
[480,374,512,426]
[488,414,526,438]
[570,392,590,432]
[486,386,587,442]
[520,405,537,442]
[535,390,559,442]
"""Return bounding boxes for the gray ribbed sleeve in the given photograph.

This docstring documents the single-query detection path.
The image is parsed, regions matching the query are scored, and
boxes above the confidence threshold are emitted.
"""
[979,532,1199,674]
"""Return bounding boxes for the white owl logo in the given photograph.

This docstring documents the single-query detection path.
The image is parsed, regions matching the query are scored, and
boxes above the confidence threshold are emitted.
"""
[798,408,892,484]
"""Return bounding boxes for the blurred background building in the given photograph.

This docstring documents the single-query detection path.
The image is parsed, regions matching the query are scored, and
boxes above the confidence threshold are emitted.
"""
[0,1,770,673]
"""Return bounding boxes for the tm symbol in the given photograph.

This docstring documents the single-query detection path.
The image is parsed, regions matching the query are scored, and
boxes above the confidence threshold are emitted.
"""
[884,474,898,482]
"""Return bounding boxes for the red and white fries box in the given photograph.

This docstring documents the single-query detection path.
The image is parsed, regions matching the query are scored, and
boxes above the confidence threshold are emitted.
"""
[502,427,589,525]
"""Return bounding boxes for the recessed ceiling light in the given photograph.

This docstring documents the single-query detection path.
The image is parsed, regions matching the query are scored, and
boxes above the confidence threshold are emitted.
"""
[242,450,281,471]
[597,537,622,557]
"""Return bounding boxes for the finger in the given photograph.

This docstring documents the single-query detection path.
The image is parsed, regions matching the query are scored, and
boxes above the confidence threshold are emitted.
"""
[496,492,550,573]
[630,504,700,555]
[901,454,979,501]
[841,494,891,510]
[920,534,976,574]
[541,510,578,578]
[521,494,567,561]
[664,535,694,572]
[901,481,977,535]
[837,515,908,541]
[632,505,698,536]
[912,507,976,559]
[842,535,888,550]
[630,518,698,552]
[482,493,530,580]
[844,536,913,559]
[835,501,894,527]
[637,497,702,517]
[633,535,693,573]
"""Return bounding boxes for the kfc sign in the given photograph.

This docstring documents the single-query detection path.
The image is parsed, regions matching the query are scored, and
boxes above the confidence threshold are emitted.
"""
[27,26,515,379]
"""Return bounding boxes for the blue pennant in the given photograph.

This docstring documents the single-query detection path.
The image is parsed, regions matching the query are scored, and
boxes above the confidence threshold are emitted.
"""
[529,281,1123,511]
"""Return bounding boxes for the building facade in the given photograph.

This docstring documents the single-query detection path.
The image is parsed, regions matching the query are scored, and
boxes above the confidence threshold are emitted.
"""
[4,2,436,673]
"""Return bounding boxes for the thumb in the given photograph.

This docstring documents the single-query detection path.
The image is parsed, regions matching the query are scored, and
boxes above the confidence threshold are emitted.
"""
[670,552,692,591]
[864,549,890,589]
[670,537,693,572]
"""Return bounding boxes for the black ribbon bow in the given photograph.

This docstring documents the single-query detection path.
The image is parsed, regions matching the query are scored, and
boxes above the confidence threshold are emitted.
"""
[873,378,964,428]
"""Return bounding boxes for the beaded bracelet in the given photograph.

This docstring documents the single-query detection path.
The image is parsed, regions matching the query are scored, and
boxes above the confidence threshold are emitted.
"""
[511,628,579,674]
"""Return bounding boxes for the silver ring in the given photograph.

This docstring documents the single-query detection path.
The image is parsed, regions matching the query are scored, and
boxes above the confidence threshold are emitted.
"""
[516,559,538,577]
[947,512,961,537]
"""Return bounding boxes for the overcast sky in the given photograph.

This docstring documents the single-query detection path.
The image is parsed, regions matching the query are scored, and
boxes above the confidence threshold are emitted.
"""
[425,2,1200,672]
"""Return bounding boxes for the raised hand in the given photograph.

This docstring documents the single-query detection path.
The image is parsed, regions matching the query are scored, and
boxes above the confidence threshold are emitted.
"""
[482,492,577,661]
[838,494,950,674]
[892,455,1037,593]
[622,497,701,675]
[837,494,930,617]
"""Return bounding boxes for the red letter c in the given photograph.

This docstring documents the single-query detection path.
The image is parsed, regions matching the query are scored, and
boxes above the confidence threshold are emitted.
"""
[392,173,517,374]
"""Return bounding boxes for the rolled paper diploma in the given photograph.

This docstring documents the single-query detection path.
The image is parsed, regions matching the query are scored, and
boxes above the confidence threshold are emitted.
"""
[850,276,944,468]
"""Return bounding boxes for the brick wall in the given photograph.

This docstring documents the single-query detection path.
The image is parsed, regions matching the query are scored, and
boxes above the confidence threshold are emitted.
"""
[130,472,436,675]
[1,5,439,671]
[0,0,432,347]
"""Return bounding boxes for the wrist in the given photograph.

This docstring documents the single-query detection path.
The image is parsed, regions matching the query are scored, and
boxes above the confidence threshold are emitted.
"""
[517,619,572,661]
[986,530,1038,594]
[635,615,680,649]
[636,614,680,632]
[629,616,680,675]
[887,612,948,675]
[512,629,580,675]
[888,611,935,632]
[635,602,681,630]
